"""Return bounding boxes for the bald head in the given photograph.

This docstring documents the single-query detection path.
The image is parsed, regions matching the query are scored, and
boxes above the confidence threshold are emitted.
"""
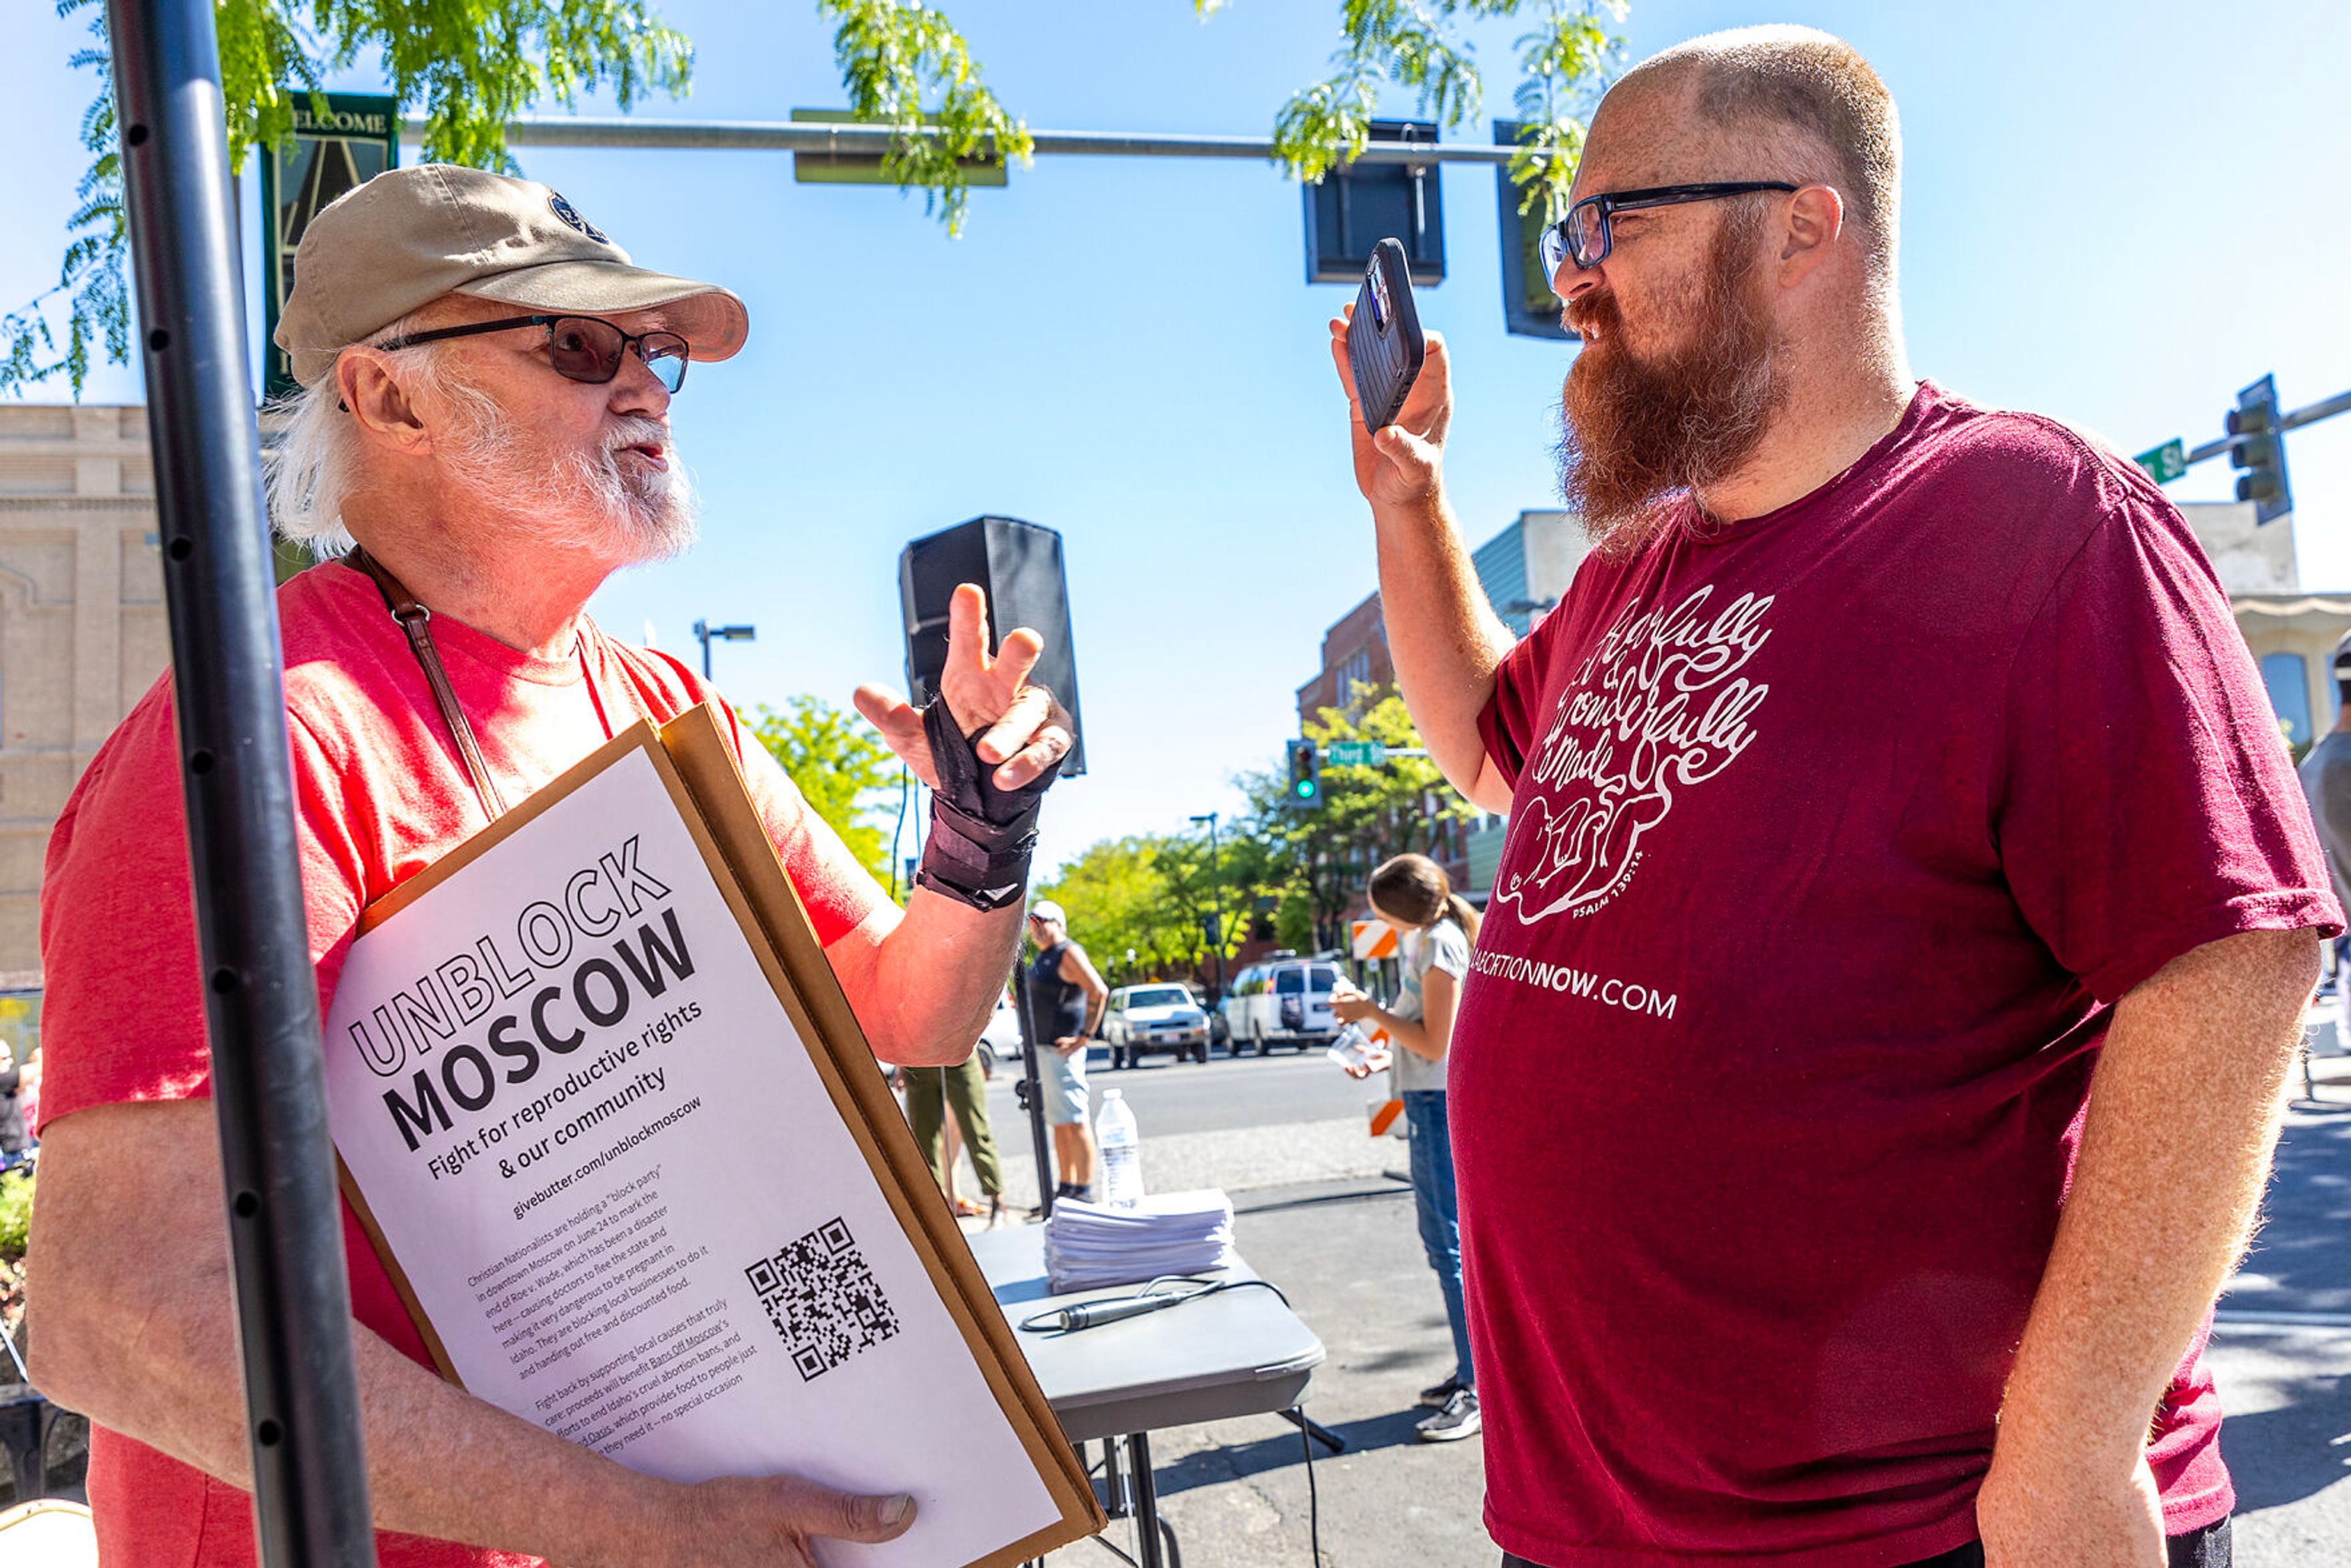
[1607,26,1901,282]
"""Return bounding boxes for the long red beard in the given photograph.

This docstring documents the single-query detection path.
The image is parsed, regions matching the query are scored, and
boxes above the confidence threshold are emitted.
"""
[1558,204,1788,556]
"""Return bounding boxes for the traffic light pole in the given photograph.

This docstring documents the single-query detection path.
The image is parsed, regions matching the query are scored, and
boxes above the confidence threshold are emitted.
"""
[2137,378,2345,524]
[2184,385,2351,463]
[401,115,1570,168]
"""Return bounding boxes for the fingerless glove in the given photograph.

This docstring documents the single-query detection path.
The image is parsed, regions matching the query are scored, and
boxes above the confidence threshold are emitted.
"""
[913,700,1063,911]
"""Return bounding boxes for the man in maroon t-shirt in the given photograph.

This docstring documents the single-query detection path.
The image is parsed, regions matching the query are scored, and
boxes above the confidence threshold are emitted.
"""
[1330,24,2334,1568]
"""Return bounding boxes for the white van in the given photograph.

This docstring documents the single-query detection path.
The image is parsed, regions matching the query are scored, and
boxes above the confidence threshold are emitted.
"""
[1224,958,1344,1054]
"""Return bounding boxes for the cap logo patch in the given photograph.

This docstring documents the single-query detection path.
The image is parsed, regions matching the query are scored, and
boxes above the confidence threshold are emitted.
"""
[547,192,609,244]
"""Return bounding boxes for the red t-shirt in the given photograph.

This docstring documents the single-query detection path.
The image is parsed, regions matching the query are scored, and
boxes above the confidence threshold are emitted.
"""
[1464,383,2340,1567]
[37,560,888,1568]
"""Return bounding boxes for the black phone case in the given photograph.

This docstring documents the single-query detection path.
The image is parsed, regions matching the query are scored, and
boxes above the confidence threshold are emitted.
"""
[1348,237,1426,433]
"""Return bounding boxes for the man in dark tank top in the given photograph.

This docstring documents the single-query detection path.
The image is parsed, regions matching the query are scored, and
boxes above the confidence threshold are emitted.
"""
[1021,901,1108,1199]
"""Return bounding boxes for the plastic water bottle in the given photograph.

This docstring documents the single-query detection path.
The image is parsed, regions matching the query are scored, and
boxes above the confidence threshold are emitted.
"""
[1095,1089,1143,1209]
[1326,1022,1376,1071]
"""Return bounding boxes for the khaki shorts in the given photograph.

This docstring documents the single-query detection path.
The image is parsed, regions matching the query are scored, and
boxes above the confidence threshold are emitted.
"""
[1040,1041,1090,1127]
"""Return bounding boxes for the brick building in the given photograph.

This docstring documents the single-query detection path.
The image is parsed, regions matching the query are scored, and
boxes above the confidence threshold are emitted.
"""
[0,404,165,974]
[1294,590,1393,724]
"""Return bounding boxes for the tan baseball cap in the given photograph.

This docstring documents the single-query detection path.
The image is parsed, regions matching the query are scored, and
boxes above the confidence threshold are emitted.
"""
[272,163,749,388]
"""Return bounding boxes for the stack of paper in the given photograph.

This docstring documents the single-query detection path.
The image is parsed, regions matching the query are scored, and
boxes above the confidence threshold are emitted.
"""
[1043,1189,1240,1292]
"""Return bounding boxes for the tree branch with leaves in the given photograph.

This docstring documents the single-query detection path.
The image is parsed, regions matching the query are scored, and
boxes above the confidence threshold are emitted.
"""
[8,0,695,397]
[10,0,1623,399]
[1249,0,1622,215]
[752,695,904,887]
[817,0,1033,238]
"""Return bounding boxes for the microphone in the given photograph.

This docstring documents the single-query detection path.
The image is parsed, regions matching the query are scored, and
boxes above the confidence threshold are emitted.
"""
[1025,1291,1196,1334]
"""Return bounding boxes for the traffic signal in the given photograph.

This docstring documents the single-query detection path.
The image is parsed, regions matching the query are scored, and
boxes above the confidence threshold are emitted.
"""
[1303,119,1445,286]
[1285,738,1323,808]
[2228,373,2293,525]
[1494,120,1572,342]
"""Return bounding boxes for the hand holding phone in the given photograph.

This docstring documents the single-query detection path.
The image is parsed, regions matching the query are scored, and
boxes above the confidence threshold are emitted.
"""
[1346,237,1426,433]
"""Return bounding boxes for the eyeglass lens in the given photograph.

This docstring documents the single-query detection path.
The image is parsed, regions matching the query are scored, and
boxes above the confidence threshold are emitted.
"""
[1540,202,1608,278]
[1570,203,1608,268]
[547,318,689,394]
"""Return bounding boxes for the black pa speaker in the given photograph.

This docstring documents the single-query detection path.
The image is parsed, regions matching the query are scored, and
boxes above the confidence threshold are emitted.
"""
[898,516,1084,777]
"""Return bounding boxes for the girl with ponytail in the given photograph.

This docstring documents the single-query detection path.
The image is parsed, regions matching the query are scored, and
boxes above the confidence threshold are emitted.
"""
[1331,852,1482,1442]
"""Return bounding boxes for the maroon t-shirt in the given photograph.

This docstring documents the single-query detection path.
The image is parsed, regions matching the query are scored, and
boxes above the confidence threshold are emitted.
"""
[1463,382,2339,1567]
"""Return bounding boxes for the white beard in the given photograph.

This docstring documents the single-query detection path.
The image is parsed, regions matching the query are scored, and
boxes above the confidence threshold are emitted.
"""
[440,402,700,567]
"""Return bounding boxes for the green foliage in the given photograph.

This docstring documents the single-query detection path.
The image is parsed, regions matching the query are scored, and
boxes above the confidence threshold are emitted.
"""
[1032,816,1294,988]
[17,1,1626,397]
[1232,0,1622,214]
[1046,688,1479,971]
[7,0,695,397]
[1505,1,1622,220]
[0,1168,31,1264]
[1035,836,1194,986]
[817,0,1033,238]
[1242,685,1477,950]
[751,696,904,888]
[4,1,130,396]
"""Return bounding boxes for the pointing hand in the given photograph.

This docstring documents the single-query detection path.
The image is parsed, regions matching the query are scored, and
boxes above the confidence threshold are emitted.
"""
[855,583,1074,792]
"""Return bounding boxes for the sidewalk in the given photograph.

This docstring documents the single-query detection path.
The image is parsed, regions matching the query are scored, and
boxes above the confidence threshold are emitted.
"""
[1035,1175,1490,1568]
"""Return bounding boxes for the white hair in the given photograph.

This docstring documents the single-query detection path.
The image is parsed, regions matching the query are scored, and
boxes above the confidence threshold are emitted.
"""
[262,313,496,560]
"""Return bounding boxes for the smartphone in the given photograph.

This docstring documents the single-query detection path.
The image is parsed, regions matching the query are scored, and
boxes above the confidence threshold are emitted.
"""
[1348,236,1426,433]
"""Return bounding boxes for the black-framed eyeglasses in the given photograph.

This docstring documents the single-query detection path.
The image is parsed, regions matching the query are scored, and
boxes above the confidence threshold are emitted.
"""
[377,313,692,394]
[1540,181,1799,277]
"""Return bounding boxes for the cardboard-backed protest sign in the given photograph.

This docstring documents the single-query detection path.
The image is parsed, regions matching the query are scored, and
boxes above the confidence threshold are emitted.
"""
[323,705,1100,1567]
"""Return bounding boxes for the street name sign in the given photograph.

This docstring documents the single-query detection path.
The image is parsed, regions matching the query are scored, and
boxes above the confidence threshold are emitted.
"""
[2134,438,2188,485]
[790,108,1010,187]
[1324,740,1388,767]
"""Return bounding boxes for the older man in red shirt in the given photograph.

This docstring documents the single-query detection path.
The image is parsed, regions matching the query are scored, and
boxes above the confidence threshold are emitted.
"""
[30,165,1069,1568]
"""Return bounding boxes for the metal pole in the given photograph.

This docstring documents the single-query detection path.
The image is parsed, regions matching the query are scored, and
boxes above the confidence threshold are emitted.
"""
[1015,959,1055,1220]
[105,4,376,1565]
[1190,811,1224,1007]
[1208,817,1224,1003]
[404,114,1569,168]
[2185,388,2351,465]
[2282,388,2351,434]
[1127,1431,1166,1568]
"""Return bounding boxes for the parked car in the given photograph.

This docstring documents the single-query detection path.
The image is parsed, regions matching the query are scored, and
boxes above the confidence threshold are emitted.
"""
[1103,983,1212,1068]
[975,989,1023,1072]
[1223,958,1344,1054]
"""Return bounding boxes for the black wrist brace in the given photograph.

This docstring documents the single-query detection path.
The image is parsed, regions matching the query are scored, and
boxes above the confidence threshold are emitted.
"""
[915,701,1063,912]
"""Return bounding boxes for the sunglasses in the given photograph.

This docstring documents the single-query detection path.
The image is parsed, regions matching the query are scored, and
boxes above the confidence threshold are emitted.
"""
[377,313,692,394]
[1539,181,1799,278]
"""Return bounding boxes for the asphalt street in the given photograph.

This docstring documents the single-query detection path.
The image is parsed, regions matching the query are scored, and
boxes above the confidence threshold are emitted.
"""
[980,1043,1368,1139]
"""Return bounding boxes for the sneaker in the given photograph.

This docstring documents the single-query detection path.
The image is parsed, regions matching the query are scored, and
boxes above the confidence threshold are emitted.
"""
[1417,1387,1480,1442]
[1417,1374,1464,1410]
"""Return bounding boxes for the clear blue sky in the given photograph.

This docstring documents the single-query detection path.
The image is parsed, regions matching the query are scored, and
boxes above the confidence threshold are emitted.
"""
[7,1,2349,877]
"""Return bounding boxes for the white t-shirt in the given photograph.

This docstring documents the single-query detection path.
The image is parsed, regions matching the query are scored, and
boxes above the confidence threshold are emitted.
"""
[1390,918,1471,1095]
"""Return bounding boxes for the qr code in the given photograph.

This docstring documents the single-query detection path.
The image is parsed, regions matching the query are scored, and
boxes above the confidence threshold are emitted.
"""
[744,1217,902,1382]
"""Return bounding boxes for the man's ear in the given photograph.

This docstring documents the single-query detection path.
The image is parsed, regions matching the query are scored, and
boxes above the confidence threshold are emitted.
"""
[1777,182,1846,287]
[337,350,434,456]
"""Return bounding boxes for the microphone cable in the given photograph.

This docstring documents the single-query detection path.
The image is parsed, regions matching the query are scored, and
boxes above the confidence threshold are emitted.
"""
[1016,1274,1291,1335]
